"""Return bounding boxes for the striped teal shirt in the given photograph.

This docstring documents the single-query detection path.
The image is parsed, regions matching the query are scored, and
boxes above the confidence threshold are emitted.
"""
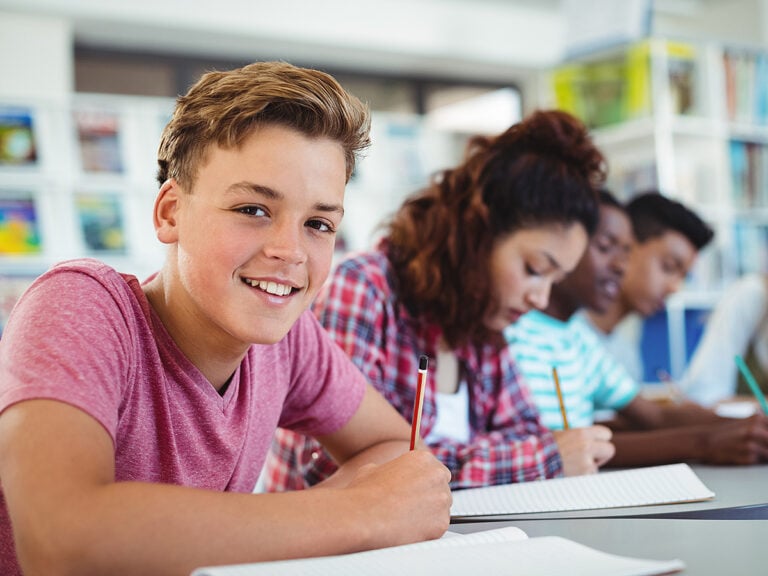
[506,310,638,430]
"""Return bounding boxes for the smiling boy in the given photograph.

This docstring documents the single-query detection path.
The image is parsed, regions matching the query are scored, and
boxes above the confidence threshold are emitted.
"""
[0,62,451,576]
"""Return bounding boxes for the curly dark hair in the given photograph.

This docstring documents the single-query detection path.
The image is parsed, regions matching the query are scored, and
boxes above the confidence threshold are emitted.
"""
[385,109,606,348]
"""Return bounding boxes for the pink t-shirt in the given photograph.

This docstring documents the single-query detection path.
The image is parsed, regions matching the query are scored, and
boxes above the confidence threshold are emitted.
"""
[0,258,366,574]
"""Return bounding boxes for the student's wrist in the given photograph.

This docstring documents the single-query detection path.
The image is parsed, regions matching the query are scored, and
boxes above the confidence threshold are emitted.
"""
[690,426,711,461]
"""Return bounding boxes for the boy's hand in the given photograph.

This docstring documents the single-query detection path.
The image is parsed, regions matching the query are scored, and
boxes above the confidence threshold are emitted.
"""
[699,414,768,465]
[344,450,452,546]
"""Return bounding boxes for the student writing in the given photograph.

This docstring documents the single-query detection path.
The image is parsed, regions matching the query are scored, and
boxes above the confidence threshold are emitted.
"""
[508,190,768,467]
[0,61,452,576]
[265,110,616,491]
[585,191,714,382]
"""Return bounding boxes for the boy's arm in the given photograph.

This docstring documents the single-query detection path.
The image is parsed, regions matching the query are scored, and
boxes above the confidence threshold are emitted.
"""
[311,384,428,488]
[0,398,451,576]
[605,415,768,467]
[619,395,727,429]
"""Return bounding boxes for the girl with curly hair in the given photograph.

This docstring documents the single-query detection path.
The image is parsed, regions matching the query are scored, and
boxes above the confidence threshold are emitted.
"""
[266,109,616,490]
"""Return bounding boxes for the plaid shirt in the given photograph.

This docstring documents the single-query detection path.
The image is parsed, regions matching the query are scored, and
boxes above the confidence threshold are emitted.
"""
[264,248,562,490]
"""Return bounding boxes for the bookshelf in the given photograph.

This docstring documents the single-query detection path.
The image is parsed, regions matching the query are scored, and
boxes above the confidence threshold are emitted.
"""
[545,37,768,379]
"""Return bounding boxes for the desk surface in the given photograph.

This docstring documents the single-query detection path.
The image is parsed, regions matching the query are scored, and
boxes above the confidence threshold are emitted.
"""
[451,464,768,522]
[452,518,768,576]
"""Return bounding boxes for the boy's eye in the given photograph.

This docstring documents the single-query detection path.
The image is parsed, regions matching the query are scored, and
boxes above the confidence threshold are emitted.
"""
[661,259,680,275]
[236,206,267,217]
[306,219,335,233]
[595,240,612,253]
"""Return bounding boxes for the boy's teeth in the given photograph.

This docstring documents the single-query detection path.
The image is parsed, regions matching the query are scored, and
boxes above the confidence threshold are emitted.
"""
[246,279,292,296]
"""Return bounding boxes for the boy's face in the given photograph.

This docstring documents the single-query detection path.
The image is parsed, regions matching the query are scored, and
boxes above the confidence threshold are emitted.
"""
[555,204,632,313]
[621,230,698,317]
[159,124,346,347]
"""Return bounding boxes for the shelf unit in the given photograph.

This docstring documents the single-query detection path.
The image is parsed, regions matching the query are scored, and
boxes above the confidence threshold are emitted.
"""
[545,37,768,379]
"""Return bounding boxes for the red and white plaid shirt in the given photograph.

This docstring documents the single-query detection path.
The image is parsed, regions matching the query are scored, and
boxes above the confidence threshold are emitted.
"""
[264,247,562,490]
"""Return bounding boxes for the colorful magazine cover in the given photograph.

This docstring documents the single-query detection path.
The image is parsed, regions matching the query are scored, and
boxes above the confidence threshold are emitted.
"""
[0,195,42,254]
[0,107,37,166]
[74,192,126,253]
[74,109,124,174]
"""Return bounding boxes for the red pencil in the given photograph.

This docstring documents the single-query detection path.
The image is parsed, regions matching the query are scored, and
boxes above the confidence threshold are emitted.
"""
[409,355,429,450]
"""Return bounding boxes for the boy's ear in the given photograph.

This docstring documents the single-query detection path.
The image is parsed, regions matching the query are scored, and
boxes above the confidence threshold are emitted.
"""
[154,178,182,244]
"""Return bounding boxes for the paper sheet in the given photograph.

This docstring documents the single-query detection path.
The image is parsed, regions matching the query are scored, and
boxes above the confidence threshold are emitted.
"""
[191,534,683,576]
[451,463,714,517]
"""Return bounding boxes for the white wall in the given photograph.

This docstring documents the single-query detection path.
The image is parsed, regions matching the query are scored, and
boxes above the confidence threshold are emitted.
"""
[0,12,72,99]
[0,0,564,82]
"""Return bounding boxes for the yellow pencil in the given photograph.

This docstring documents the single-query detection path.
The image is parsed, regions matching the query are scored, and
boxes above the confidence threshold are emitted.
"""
[552,366,569,430]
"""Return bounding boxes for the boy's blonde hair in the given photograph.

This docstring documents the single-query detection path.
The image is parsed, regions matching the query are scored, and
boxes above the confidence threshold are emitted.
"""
[157,61,370,189]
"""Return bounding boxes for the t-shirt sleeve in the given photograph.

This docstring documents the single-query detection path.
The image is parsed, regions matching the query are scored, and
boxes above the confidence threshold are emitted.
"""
[276,310,367,437]
[0,264,136,443]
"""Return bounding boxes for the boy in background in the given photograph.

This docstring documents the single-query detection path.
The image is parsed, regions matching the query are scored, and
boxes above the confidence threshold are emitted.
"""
[508,190,768,467]
[266,109,616,493]
[586,191,714,382]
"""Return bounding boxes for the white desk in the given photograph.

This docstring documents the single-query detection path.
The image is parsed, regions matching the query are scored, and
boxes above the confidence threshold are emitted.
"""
[451,464,768,522]
[453,518,768,576]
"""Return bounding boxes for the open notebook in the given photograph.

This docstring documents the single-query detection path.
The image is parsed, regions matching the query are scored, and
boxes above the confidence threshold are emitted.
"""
[451,463,714,517]
[191,526,684,576]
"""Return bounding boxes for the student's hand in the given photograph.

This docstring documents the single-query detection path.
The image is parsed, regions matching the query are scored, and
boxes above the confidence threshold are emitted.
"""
[344,450,452,546]
[698,414,768,465]
[553,425,615,476]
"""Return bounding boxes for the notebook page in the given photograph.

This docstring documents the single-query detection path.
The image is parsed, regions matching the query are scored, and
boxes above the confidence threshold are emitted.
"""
[398,526,527,549]
[451,463,714,517]
[190,527,525,576]
[191,536,684,576]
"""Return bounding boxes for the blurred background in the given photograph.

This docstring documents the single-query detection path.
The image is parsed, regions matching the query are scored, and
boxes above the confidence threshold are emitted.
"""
[1,0,768,379]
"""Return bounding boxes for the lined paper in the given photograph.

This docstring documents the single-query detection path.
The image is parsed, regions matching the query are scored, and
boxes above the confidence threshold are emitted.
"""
[192,532,683,576]
[451,463,714,517]
[415,526,527,546]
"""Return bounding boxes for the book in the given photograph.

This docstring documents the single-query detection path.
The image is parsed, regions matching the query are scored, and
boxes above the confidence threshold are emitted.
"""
[553,39,697,129]
[0,193,42,255]
[625,40,652,119]
[665,41,697,115]
[191,526,684,576]
[450,463,714,517]
[0,106,37,166]
[74,109,124,174]
[732,221,768,276]
[74,192,127,254]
